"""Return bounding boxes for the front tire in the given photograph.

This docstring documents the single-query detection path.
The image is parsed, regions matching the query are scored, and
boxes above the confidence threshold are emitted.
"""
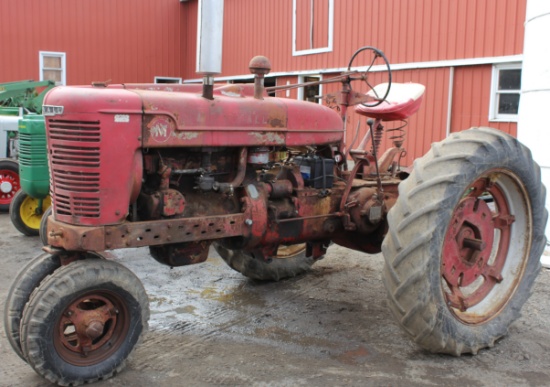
[20,259,149,385]
[382,127,547,355]
[3,252,62,361]
[214,243,316,281]
[9,190,51,236]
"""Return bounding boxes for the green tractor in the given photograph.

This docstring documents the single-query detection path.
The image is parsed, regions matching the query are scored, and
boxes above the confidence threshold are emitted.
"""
[0,80,54,235]
[10,114,51,237]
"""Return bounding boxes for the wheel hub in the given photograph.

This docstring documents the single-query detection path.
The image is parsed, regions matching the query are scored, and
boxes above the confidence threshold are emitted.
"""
[443,196,494,288]
[441,175,514,316]
[55,292,127,364]
[0,181,13,193]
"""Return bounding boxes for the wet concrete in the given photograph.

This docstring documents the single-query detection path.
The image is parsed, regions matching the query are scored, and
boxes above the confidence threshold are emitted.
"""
[1,212,549,386]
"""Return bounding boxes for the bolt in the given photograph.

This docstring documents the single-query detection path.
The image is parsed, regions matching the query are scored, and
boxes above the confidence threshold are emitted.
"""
[245,219,253,226]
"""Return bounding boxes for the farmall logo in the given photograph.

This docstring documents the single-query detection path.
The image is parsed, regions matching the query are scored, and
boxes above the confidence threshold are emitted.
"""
[147,116,174,143]
[42,105,64,116]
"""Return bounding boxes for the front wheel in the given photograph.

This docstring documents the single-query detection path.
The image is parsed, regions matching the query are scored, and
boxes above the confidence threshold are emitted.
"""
[382,127,547,355]
[214,243,316,281]
[20,259,149,385]
[0,159,20,211]
[9,190,51,236]
[4,252,62,361]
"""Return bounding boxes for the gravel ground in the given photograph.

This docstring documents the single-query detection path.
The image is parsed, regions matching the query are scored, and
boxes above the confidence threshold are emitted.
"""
[1,212,549,386]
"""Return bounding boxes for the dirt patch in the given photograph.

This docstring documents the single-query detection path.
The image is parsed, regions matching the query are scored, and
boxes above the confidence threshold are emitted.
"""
[1,212,549,386]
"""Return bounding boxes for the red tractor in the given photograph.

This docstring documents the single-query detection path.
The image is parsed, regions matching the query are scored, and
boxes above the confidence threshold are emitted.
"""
[4,48,546,385]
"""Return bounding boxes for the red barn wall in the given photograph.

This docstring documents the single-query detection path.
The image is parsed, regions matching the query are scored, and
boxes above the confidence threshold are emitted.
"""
[1,0,185,85]
[187,0,527,78]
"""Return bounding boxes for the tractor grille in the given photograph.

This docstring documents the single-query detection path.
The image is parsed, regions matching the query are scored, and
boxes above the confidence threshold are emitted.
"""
[18,132,47,167]
[48,119,101,218]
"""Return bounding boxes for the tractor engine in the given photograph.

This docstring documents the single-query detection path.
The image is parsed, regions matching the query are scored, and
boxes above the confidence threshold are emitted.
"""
[42,71,398,266]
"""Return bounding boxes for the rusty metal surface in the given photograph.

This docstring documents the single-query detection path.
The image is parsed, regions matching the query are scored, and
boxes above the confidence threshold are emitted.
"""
[54,291,129,367]
[137,88,343,148]
[47,213,245,252]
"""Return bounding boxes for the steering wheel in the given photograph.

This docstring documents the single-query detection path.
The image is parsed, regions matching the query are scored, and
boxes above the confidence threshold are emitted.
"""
[346,46,392,108]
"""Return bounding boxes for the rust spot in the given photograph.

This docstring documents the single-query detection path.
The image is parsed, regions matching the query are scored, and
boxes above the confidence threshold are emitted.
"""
[175,131,200,140]
[249,131,285,145]
[268,117,285,128]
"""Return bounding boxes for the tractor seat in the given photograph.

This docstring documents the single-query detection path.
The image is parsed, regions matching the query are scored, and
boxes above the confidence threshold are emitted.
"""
[355,83,425,121]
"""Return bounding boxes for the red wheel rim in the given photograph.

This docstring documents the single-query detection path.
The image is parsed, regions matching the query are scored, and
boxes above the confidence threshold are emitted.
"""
[54,290,130,366]
[441,169,527,324]
[0,169,20,205]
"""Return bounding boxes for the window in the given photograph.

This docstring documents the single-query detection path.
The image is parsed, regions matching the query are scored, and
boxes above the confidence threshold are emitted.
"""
[297,75,322,103]
[292,0,334,56]
[154,77,182,84]
[231,77,276,97]
[39,51,66,85]
[490,63,522,121]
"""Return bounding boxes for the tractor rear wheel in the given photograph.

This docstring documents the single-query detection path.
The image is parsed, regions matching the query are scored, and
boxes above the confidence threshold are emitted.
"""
[0,159,20,211]
[382,127,547,355]
[9,190,51,236]
[20,259,149,385]
[214,243,316,281]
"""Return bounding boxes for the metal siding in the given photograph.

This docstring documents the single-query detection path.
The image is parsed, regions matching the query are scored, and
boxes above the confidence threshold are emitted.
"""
[0,0,184,85]
[451,65,517,136]
[180,0,198,79]
[212,0,526,79]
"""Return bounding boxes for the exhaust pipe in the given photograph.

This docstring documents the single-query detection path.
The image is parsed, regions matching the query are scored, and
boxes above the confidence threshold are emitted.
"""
[196,0,224,99]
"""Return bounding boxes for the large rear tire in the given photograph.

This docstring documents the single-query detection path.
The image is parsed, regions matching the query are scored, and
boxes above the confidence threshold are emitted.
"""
[9,190,51,236]
[20,259,149,385]
[0,159,20,212]
[214,243,316,281]
[382,127,547,355]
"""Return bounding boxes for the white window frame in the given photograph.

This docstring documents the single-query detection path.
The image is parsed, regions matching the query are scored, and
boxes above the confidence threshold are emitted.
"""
[297,74,323,104]
[489,62,522,122]
[39,51,66,86]
[154,76,182,84]
[292,0,334,56]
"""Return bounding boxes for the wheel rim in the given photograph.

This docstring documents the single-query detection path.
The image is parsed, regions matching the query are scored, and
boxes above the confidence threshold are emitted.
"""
[275,243,306,259]
[54,290,130,366]
[20,196,52,230]
[0,169,20,205]
[441,168,532,324]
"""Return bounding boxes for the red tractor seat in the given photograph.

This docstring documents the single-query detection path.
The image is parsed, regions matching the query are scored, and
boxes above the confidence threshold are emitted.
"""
[355,83,425,121]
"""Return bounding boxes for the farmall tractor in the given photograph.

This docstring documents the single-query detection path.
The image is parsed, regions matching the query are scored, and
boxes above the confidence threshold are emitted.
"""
[4,47,547,385]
